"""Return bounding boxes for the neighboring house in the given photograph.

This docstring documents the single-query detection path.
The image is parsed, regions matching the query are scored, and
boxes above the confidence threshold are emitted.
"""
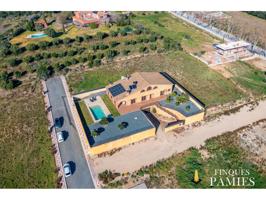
[214,41,252,59]
[106,72,174,114]
[35,18,48,29]
[72,11,109,26]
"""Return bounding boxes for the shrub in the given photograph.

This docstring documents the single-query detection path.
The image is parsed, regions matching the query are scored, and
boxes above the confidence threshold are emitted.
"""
[91,130,98,137]
[14,71,22,78]
[122,49,130,56]
[9,58,21,67]
[23,56,34,63]
[136,37,143,43]
[67,49,77,56]
[99,117,109,125]
[63,37,73,45]
[45,28,57,38]
[88,23,98,29]
[96,32,108,40]
[149,34,157,42]
[110,31,118,37]
[110,41,120,48]
[75,36,84,43]
[25,20,35,31]
[10,45,22,55]
[119,29,127,36]
[116,14,131,26]
[52,38,62,45]
[36,64,50,80]
[26,43,39,51]
[105,49,118,60]
[139,46,147,53]
[98,43,109,50]
[96,53,104,59]
[38,41,50,49]
[149,43,157,51]
[42,52,51,59]
[12,27,25,37]
[93,59,101,66]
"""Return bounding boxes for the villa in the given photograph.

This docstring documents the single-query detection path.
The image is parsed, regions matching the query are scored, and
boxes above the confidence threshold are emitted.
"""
[73,72,205,155]
[72,11,110,27]
[106,72,173,114]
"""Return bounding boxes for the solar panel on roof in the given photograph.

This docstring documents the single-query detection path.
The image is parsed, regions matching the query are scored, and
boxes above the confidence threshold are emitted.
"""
[109,83,126,97]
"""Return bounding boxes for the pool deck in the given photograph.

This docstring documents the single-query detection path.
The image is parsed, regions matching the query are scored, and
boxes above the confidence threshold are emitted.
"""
[84,95,111,122]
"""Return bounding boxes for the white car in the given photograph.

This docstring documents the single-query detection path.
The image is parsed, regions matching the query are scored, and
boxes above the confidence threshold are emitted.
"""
[63,163,72,178]
[57,131,64,143]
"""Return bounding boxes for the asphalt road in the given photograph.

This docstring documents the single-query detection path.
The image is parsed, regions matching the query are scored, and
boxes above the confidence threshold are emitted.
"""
[46,77,95,188]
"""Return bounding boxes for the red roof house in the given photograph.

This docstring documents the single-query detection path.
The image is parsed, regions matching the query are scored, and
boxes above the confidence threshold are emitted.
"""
[72,11,109,27]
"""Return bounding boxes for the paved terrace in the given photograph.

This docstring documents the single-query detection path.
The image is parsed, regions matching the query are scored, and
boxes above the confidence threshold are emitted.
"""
[88,111,155,147]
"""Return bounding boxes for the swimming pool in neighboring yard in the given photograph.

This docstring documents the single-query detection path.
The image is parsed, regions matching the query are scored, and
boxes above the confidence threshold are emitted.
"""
[90,105,106,120]
[27,33,48,39]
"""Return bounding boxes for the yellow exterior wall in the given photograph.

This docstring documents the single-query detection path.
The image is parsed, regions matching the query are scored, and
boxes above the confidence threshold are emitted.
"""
[107,84,172,108]
[151,105,175,120]
[89,127,156,155]
[184,112,205,125]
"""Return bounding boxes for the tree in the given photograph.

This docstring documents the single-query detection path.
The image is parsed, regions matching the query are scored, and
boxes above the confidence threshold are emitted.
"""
[139,46,147,53]
[10,45,22,55]
[23,56,34,63]
[38,41,50,49]
[149,43,157,51]
[26,43,39,51]
[105,49,118,60]
[52,38,62,45]
[0,71,14,90]
[12,27,25,37]
[88,23,98,29]
[14,71,23,78]
[9,58,21,67]
[45,28,57,38]
[96,32,108,40]
[36,64,49,80]
[122,49,130,56]
[25,20,35,31]
[110,41,120,48]
[110,31,118,37]
[93,59,101,66]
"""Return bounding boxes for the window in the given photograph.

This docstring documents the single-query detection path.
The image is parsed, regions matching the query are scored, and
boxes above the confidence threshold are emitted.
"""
[153,86,158,89]
[160,91,164,96]
[140,89,145,93]
[131,98,136,104]
[147,86,152,91]
[141,96,146,101]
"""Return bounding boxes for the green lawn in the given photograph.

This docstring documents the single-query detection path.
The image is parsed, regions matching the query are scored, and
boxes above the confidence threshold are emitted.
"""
[101,94,120,117]
[68,51,244,107]
[0,84,57,188]
[226,61,266,96]
[132,12,218,51]
[76,100,93,126]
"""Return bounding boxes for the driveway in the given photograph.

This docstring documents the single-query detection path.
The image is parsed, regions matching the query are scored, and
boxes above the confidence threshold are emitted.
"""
[46,77,95,188]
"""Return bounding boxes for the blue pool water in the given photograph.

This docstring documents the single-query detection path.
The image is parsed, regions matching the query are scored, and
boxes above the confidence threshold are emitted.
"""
[90,105,106,120]
[29,33,48,39]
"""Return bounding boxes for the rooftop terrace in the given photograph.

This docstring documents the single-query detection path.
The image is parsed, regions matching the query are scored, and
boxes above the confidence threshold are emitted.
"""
[159,88,203,117]
[88,110,155,147]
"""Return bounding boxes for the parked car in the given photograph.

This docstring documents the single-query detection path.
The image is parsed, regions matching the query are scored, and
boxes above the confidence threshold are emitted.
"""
[63,163,72,178]
[54,118,62,128]
[57,131,64,143]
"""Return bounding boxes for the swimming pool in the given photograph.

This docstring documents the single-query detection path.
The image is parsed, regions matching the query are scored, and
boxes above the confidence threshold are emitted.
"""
[90,105,106,120]
[27,33,48,39]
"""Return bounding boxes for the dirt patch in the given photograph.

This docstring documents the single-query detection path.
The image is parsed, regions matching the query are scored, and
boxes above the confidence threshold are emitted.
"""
[246,57,266,71]
[211,63,234,78]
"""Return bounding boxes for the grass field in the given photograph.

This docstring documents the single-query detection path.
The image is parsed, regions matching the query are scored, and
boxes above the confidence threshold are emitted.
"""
[0,84,57,188]
[226,61,266,96]
[136,130,266,188]
[75,100,93,126]
[67,51,244,107]
[101,94,120,117]
[132,12,218,51]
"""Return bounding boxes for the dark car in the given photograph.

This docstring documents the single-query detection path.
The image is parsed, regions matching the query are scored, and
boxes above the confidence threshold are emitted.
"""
[54,118,62,128]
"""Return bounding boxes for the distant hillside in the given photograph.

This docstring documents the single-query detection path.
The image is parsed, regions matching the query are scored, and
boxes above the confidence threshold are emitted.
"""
[245,11,266,20]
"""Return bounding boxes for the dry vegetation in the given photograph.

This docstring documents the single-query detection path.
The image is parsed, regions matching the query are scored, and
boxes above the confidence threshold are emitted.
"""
[0,84,57,188]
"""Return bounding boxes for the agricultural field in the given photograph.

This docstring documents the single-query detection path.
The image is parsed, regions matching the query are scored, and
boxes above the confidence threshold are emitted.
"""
[67,51,245,107]
[131,12,219,52]
[0,84,57,188]
[225,61,266,96]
